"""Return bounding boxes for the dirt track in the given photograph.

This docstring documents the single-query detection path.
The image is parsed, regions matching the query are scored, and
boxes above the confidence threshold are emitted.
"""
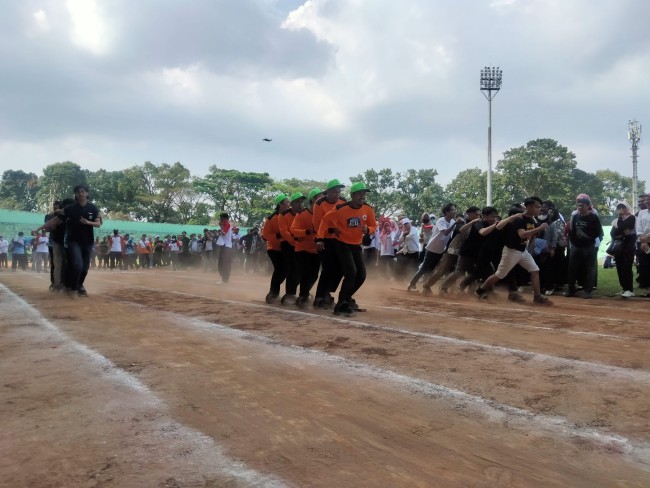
[1,267,649,487]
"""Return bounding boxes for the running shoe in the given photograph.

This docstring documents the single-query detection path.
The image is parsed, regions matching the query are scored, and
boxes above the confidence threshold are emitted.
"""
[621,290,635,298]
[508,292,525,303]
[533,295,552,306]
[77,287,88,297]
[421,286,433,296]
[475,287,488,300]
[265,292,279,304]
[407,284,417,291]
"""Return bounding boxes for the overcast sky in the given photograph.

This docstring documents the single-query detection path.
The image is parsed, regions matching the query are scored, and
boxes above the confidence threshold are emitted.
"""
[1,0,648,188]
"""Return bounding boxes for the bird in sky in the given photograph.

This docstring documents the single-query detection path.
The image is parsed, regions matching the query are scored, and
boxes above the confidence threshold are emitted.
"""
[262,138,272,142]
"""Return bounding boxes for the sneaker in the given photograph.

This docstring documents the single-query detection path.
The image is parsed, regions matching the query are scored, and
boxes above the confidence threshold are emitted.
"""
[295,296,309,308]
[438,288,449,296]
[349,299,366,312]
[563,290,576,297]
[333,301,354,317]
[265,292,279,304]
[313,297,325,309]
[508,292,525,303]
[533,295,552,306]
[575,290,592,299]
[407,284,417,292]
[77,287,88,297]
[621,290,635,298]
[475,287,488,300]
[544,290,554,296]
[421,286,433,296]
[280,294,296,305]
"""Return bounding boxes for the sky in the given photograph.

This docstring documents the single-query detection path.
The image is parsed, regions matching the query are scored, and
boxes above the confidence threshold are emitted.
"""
[1,0,649,188]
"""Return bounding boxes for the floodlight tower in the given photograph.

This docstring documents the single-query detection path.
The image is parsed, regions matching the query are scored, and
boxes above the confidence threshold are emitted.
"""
[480,66,502,206]
[628,120,641,212]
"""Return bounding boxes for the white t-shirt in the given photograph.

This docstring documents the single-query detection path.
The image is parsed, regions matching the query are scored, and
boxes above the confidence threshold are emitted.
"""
[217,228,233,248]
[379,231,396,256]
[36,236,49,253]
[636,209,650,241]
[425,217,455,254]
[399,227,420,254]
[169,240,181,252]
[110,235,123,252]
[0,239,9,253]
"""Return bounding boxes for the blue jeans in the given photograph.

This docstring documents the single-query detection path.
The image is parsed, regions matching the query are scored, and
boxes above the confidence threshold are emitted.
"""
[67,241,93,291]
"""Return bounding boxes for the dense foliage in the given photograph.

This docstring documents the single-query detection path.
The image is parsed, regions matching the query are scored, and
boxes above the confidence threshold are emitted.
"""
[0,139,644,225]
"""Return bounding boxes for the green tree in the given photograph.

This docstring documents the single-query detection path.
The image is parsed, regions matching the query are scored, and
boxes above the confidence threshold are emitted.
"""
[36,162,87,211]
[496,138,577,207]
[86,169,138,214]
[396,169,445,220]
[0,170,39,211]
[350,168,400,218]
[194,166,274,225]
[594,169,646,214]
[126,161,191,223]
[445,168,487,213]
[565,169,604,214]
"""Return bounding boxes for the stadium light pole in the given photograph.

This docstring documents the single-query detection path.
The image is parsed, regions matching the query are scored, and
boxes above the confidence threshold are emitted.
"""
[628,120,641,213]
[480,66,502,206]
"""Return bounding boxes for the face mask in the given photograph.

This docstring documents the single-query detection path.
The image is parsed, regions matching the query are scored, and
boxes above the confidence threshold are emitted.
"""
[422,218,430,224]
[538,214,547,221]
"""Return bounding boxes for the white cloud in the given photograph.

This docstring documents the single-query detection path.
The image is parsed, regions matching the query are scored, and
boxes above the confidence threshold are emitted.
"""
[66,0,108,54]
[33,9,49,31]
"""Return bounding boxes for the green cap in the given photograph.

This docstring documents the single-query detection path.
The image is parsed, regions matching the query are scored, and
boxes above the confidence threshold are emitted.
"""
[308,187,323,201]
[290,192,306,203]
[325,178,345,191]
[274,193,288,205]
[350,182,371,193]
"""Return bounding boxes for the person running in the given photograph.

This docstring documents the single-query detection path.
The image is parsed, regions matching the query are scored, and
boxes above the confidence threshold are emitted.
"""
[407,203,461,291]
[291,188,323,308]
[278,192,306,304]
[475,197,551,305]
[318,182,377,316]
[262,194,291,303]
[59,185,102,296]
[313,179,347,308]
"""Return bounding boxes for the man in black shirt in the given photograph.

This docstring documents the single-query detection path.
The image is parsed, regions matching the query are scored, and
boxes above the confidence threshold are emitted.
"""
[476,197,551,305]
[61,185,102,296]
[566,197,604,298]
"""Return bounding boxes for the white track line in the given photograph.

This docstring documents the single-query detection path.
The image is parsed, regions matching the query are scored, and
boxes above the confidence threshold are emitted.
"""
[376,305,643,341]
[0,283,290,488]
[115,302,650,465]
[166,290,650,384]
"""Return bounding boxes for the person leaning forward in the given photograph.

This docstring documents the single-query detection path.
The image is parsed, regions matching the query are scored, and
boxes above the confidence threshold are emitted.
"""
[312,178,347,309]
[317,182,377,316]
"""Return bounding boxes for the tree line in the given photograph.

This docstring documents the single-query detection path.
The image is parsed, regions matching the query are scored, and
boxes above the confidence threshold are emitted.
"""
[0,138,644,225]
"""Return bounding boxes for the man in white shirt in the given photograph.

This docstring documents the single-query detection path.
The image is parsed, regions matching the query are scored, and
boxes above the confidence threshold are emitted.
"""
[109,229,124,270]
[407,204,461,291]
[636,193,650,297]
[215,213,233,283]
[0,235,8,268]
[34,230,50,273]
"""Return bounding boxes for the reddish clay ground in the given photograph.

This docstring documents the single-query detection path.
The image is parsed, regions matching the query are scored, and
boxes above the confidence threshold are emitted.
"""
[1,266,649,487]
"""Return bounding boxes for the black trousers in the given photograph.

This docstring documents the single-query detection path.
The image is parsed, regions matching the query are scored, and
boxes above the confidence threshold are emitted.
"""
[295,251,321,298]
[615,243,635,292]
[267,249,286,295]
[336,242,366,304]
[568,245,597,293]
[280,241,298,295]
[636,243,650,289]
[315,238,343,298]
[409,250,443,287]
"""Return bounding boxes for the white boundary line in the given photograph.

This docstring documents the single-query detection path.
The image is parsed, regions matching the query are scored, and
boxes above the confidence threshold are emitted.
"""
[0,283,290,488]
[164,289,650,384]
[115,300,650,465]
[376,305,644,341]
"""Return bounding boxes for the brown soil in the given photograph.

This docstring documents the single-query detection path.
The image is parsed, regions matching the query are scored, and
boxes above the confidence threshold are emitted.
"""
[1,266,649,487]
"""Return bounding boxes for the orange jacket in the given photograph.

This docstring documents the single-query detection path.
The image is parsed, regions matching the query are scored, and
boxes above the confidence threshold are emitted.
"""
[312,196,346,239]
[317,202,377,245]
[261,212,283,251]
[278,209,297,247]
[290,208,317,253]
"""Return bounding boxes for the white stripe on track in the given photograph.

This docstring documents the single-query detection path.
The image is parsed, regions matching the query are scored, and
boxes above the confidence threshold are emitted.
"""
[164,290,650,385]
[113,302,650,465]
[0,283,290,488]
[376,305,642,341]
